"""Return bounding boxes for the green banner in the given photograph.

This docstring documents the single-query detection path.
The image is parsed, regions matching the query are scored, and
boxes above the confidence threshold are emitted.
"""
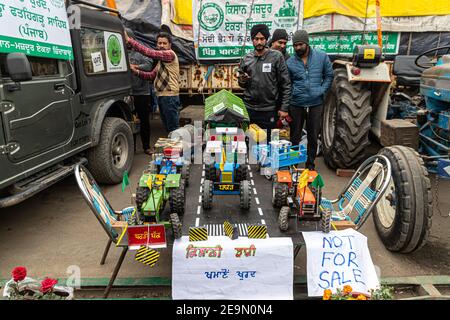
[0,35,73,60]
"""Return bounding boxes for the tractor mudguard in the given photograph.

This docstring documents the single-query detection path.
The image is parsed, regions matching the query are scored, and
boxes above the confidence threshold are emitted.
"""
[165,174,181,188]
[139,173,152,187]
[276,170,292,183]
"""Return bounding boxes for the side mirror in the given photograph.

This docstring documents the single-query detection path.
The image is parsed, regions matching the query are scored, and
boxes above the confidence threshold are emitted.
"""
[6,53,32,82]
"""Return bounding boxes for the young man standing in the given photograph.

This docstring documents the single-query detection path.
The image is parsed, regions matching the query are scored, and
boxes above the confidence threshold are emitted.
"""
[238,24,291,140]
[269,29,290,61]
[286,30,334,170]
[126,31,181,133]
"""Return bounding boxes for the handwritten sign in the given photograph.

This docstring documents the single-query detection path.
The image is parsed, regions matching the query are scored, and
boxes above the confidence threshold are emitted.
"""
[0,0,73,59]
[127,224,166,250]
[302,229,380,297]
[172,236,293,300]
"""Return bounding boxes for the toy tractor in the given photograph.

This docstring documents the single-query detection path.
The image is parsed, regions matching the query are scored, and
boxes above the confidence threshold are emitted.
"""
[273,169,331,233]
[202,128,251,210]
[252,139,307,178]
[134,172,185,239]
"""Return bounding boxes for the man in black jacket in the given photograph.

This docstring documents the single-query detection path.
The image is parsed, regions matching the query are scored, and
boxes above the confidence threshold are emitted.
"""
[238,24,291,139]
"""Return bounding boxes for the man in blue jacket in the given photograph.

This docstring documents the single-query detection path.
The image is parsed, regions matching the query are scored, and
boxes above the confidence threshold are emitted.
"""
[286,30,334,170]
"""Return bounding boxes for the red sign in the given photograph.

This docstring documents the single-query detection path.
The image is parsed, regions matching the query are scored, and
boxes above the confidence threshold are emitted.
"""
[127,224,166,249]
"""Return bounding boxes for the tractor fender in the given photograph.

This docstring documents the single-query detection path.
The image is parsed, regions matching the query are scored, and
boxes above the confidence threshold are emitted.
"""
[276,170,292,183]
[90,98,134,146]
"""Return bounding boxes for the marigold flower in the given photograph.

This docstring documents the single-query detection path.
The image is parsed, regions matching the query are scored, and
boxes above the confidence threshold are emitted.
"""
[357,294,368,300]
[343,285,353,294]
[323,289,332,300]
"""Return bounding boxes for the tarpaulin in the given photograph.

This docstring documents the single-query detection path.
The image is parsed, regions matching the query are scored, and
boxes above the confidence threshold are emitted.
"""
[304,0,450,18]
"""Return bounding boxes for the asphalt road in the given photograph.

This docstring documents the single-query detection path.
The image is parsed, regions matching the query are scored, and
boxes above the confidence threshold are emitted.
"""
[0,106,449,282]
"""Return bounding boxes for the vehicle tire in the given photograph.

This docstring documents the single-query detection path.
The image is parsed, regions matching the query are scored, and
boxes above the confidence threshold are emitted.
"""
[170,213,182,240]
[279,206,290,231]
[235,166,249,183]
[272,181,289,208]
[202,179,213,210]
[322,68,372,169]
[373,146,432,253]
[170,180,185,215]
[87,117,134,184]
[239,180,251,210]
[181,164,190,187]
[205,164,217,182]
[321,209,332,233]
[135,186,150,212]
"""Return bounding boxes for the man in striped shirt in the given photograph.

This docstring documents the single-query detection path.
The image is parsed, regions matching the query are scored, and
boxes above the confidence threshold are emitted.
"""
[126,31,181,133]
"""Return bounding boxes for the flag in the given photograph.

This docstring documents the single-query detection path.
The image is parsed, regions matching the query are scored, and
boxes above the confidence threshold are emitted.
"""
[298,169,310,189]
[311,173,325,189]
[121,170,129,192]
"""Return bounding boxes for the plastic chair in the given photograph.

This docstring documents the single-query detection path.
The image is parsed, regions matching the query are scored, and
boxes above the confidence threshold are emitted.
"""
[320,155,392,229]
[74,164,133,298]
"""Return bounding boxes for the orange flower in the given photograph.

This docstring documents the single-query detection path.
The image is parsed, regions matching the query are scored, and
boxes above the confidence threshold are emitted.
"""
[323,289,332,300]
[343,285,353,294]
[356,294,368,300]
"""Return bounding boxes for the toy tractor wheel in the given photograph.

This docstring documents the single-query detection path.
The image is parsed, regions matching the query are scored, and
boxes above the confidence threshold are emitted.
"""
[272,181,289,208]
[235,166,249,182]
[181,164,191,187]
[205,164,217,182]
[170,213,182,240]
[239,180,251,210]
[136,186,150,212]
[202,179,213,210]
[321,209,332,233]
[170,181,185,215]
[373,146,432,253]
[278,206,290,231]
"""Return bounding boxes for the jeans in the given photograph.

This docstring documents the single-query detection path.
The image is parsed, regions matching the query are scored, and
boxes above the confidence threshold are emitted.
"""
[158,95,180,133]
[133,95,151,150]
[289,104,323,169]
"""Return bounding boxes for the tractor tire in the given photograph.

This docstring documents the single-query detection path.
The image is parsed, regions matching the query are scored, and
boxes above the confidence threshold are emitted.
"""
[181,164,191,187]
[373,146,432,253]
[87,117,134,184]
[170,181,185,215]
[321,209,332,233]
[322,68,372,169]
[204,164,217,182]
[202,179,213,210]
[279,206,290,231]
[239,180,251,210]
[235,166,249,183]
[135,186,150,212]
[272,181,289,208]
[170,213,182,240]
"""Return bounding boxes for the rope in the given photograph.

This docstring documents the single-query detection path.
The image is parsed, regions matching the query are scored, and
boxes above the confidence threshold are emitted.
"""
[361,0,370,45]
[239,0,256,65]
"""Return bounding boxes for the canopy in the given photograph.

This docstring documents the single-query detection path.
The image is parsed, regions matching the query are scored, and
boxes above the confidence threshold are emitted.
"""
[204,90,250,124]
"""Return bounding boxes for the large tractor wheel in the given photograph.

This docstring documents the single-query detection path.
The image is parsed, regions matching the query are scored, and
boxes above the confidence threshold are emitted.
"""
[239,180,251,210]
[170,213,182,240]
[278,206,290,231]
[373,146,432,253]
[181,164,191,187]
[170,181,185,215]
[235,166,249,183]
[87,117,134,184]
[272,181,289,208]
[322,68,372,169]
[204,164,217,182]
[202,179,213,210]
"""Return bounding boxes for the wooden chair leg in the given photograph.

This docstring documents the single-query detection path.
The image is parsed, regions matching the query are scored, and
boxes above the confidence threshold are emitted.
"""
[100,239,113,265]
[103,247,128,299]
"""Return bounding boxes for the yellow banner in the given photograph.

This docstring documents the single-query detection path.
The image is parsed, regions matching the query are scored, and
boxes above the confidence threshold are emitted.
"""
[304,0,450,18]
[172,0,193,25]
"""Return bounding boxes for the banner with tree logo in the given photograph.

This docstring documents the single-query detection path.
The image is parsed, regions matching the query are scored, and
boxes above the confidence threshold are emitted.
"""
[0,0,73,60]
[193,0,303,60]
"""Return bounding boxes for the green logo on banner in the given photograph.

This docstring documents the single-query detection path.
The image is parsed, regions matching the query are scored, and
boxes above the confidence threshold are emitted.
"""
[107,34,122,66]
[198,3,224,31]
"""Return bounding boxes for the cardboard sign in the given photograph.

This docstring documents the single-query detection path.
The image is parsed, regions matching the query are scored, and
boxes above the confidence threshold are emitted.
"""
[172,236,293,300]
[91,51,104,73]
[302,229,380,297]
[127,224,166,250]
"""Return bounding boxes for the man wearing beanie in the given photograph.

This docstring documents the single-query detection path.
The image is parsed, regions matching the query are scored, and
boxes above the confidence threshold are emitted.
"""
[286,29,334,170]
[238,24,291,140]
[269,29,290,60]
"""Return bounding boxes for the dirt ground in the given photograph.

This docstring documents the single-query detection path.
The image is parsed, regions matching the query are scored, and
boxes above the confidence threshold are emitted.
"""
[0,106,449,283]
